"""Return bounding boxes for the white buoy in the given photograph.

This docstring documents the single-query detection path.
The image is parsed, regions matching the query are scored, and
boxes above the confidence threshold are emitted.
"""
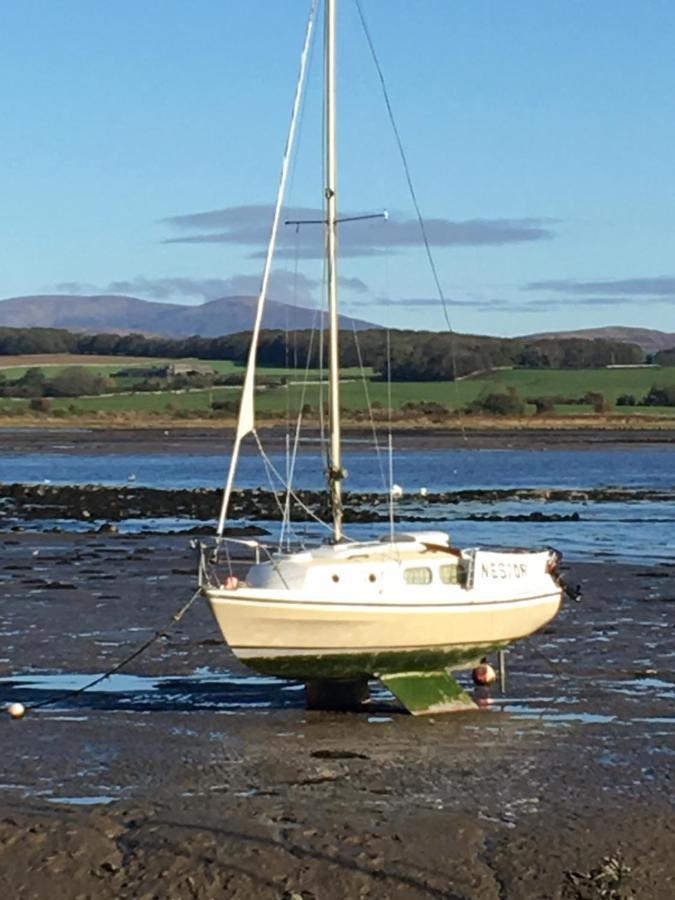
[7,702,26,720]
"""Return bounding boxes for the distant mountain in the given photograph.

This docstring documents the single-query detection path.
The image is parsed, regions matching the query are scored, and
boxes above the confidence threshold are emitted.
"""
[0,294,380,337]
[524,325,675,353]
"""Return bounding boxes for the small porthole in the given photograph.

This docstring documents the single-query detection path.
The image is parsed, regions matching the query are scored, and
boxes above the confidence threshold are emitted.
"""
[368,573,376,582]
[332,574,340,583]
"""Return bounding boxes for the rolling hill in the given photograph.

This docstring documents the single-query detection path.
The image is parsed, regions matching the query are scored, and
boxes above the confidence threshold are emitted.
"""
[0,294,379,337]
[524,325,675,353]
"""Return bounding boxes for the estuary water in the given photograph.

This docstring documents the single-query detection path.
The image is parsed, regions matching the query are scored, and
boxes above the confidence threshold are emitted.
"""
[1,444,674,563]
[2,445,675,492]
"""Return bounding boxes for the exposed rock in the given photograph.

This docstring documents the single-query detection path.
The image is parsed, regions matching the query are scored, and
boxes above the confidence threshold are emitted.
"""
[1,483,672,527]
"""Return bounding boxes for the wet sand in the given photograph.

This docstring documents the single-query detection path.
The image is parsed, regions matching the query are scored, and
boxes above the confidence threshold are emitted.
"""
[1,423,674,456]
[1,532,674,898]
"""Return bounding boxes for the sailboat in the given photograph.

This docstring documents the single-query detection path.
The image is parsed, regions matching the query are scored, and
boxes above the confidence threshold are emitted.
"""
[198,0,564,715]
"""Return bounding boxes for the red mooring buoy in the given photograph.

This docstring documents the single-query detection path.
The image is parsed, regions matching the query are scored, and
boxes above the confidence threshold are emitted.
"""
[472,660,497,686]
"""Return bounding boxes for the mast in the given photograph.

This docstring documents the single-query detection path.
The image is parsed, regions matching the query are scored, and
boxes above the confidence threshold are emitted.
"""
[325,0,344,541]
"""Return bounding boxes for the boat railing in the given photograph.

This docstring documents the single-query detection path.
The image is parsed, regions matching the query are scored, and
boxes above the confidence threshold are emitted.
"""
[197,537,272,588]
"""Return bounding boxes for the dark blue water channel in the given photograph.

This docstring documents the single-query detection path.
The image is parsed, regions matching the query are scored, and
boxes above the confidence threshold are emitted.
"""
[2,445,675,492]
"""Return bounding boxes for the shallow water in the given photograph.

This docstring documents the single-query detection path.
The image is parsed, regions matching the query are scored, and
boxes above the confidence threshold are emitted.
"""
[46,795,117,806]
[3,446,675,561]
[2,667,673,731]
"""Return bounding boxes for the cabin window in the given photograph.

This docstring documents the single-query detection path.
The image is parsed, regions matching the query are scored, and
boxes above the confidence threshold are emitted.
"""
[403,566,432,585]
[440,563,466,586]
[440,564,459,584]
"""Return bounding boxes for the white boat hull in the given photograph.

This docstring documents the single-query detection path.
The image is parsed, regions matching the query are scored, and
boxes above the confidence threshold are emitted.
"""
[204,542,563,680]
[207,589,561,678]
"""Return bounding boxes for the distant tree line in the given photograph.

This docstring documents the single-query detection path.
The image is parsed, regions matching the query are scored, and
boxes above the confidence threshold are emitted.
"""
[617,384,675,407]
[0,365,285,399]
[653,347,675,366]
[0,325,646,380]
[0,366,113,399]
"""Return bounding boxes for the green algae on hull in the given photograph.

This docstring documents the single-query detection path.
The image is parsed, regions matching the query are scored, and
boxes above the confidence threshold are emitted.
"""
[240,642,506,680]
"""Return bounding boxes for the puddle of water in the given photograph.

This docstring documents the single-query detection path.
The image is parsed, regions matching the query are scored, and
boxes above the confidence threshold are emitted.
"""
[606,676,675,699]
[0,669,305,712]
[2,667,674,727]
[505,706,617,724]
[633,716,675,724]
[47,715,88,722]
[47,795,117,806]
[5,670,283,693]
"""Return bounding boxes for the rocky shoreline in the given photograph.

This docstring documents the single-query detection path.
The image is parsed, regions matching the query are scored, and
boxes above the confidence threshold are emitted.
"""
[2,481,672,528]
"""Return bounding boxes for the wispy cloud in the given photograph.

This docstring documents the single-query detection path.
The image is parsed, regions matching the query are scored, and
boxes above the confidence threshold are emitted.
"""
[161,204,558,259]
[337,276,369,294]
[54,271,368,307]
[525,276,675,296]
[54,281,99,294]
[524,296,638,308]
[348,295,509,312]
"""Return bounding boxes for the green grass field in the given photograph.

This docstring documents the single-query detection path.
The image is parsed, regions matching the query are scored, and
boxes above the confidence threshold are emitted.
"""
[0,357,371,384]
[257,367,675,413]
[1,362,675,419]
[465,366,675,404]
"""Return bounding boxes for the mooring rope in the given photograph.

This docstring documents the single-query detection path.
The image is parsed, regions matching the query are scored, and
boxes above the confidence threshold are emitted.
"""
[14,588,203,715]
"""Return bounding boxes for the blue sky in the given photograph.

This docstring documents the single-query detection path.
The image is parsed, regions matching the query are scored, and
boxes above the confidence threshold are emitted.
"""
[2,0,675,336]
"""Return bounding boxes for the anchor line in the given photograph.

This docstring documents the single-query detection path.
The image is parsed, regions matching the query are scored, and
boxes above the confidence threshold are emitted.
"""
[21,588,203,713]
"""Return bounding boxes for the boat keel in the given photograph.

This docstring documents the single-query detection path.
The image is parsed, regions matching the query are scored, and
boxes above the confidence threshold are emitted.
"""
[305,677,370,711]
[377,670,477,715]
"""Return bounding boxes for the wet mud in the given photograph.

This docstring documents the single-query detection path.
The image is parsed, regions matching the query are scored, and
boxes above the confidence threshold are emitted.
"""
[2,424,675,456]
[1,532,674,898]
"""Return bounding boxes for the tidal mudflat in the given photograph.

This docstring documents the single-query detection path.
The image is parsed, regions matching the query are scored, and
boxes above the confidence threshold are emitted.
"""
[1,531,674,898]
